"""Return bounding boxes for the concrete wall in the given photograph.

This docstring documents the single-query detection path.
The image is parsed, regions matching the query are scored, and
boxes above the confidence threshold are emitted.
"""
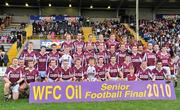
[81,9,117,18]
[41,7,79,16]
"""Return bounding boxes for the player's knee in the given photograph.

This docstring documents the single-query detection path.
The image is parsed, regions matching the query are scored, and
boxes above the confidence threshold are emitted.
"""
[4,83,10,89]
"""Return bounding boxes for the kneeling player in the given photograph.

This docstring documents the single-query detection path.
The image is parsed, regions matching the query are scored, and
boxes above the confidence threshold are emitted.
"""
[151,60,171,81]
[3,58,24,100]
[84,57,98,82]
[126,65,138,81]
[106,56,123,81]
[73,59,84,82]
[60,60,74,82]
[136,61,152,80]
[46,59,61,82]
[19,60,39,96]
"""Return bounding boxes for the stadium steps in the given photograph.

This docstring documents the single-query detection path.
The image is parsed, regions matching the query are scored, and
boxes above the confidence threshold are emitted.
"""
[7,42,18,65]
[123,23,147,46]
[82,27,96,42]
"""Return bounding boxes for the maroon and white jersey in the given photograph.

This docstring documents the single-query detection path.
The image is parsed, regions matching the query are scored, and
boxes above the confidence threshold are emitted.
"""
[73,52,84,64]
[73,66,84,79]
[144,50,156,66]
[48,51,60,62]
[96,64,107,79]
[121,62,134,78]
[20,50,37,66]
[106,63,120,78]
[4,66,23,83]
[84,50,95,65]
[107,51,118,63]
[157,52,170,66]
[61,68,74,80]
[84,42,95,48]
[95,51,107,64]
[131,53,142,70]
[36,52,48,71]
[46,66,61,80]
[136,68,151,80]
[95,42,106,49]
[169,62,177,75]
[24,68,39,83]
[118,50,127,65]
[151,68,167,80]
[106,40,119,49]
[73,40,85,49]
[127,74,137,81]
[138,52,145,60]
[62,41,74,50]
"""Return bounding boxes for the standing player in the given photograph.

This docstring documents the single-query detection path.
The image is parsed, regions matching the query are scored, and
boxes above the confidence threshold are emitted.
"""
[60,60,74,82]
[73,59,84,82]
[131,45,142,72]
[96,57,107,81]
[121,55,134,79]
[151,60,171,81]
[106,34,119,49]
[144,43,157,70]
[61,33,74,52]
[36,46,48,79]
[118,44,127,65]
[157,46,171,75]
[46,59,61,82]
[95,34,106,51]
[107,45,118,63]
[84,57,98,82]
[95,43,107,64]
[106,56,123,81]
[138,45,145,60]
[48,44,60,65]
[84,43,95,66]
[3,58,24,100]
[136,61,152,80]
[73,46,84,65]
[20,42,37,66]
[169,57,178,87]
[73,33,85,51]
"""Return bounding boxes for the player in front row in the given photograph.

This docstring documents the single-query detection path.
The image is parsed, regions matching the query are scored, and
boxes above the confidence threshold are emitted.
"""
[3,58,24,100]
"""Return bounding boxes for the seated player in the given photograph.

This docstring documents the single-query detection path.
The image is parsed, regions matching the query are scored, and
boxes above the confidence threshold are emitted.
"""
[121,55,133,79]
[19,60,39,95]
[84,57,98,82]
[3,58,24,100]
[36,46,48,80]
[96,57,107,81]
[136,61,152,80]
[126,65,138,81]
[151,60,171,81]
[46,59,61,82]
[60,60,74,82]
[73,59,84,82]
[106,56,123,81]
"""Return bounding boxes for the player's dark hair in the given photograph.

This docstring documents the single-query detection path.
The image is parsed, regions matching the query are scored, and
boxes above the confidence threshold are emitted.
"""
[51,43,57,47]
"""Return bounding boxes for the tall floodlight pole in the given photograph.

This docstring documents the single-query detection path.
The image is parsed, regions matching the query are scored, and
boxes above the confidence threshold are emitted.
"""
[136,0,139,41]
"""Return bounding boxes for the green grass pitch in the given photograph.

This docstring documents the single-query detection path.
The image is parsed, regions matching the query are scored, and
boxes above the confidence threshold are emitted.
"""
[0,80,180,110]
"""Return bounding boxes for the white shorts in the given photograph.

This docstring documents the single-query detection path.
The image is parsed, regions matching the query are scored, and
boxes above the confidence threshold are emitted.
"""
[163,66,171,75]
[87,78,97,82]
[171,75,177,79]
[11,84,20,93]
[39,71,46,78]
[110,77,119,81]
